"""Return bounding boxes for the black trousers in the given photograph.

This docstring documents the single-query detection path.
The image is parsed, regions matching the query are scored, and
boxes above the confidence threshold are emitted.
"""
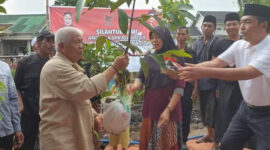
[181,86,193,143]
[221,101,270,150]
[18,115,39,150]
[199,89,216,127]
[0,134,13,150]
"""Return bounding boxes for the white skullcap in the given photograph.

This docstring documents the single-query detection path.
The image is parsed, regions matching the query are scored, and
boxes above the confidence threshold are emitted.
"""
[31,37,37,47]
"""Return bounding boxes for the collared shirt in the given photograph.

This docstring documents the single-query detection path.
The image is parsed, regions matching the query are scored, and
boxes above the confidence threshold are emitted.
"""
[219,35,270,106]
[39,52,107,150]
[0,61,21,137]
[193,36,218,90]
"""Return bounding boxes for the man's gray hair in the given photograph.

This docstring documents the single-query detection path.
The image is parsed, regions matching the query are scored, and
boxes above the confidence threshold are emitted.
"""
[55,27,83,51]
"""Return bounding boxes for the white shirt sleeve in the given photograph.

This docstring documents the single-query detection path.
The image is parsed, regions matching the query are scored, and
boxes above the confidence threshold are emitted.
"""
[218,41,238,67]
[249,52,270,77]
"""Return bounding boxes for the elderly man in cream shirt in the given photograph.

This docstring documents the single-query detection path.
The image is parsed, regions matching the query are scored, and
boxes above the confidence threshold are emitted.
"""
[39,27,129,150]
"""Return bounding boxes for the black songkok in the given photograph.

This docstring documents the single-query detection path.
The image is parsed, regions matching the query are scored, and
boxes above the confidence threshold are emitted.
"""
[224,13,240,23]
[244,4,270,19]
[203,15,216,26]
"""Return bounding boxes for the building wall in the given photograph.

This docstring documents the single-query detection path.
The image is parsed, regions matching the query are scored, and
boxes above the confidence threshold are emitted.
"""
[3,40,28,56]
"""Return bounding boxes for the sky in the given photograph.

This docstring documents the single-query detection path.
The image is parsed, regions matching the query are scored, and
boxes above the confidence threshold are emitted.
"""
[2,0,239,15]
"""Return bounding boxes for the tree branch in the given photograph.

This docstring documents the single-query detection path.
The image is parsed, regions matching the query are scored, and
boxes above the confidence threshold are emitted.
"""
[126,0,136,54]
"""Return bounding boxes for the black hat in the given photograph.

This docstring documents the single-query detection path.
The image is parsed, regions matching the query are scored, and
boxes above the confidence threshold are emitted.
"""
[203,15,216,26]
[244,4,270,19]
[37,30,54,41]
[224,13,240,23]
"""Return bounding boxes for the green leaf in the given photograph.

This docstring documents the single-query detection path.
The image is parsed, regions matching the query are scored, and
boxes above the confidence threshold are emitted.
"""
[145,0,149,4]
[152,15,166,31]
[179,10,196,21]
[101,91,113,98]
[111,0,126,13]
[126,0,132,6]
[162,50,192,58]
[0,81,5,93]
[0,114,2,120]
[75,0,86,22]
[150,54,167,69]
[105,40,111,48]
[138,19,157,34]
[0,6,6,14]
[118,9,129,34]
[178,3,193,11]
[86,0,96,10]
[104,55,115,62]
[167,12,177,21]
[0,0,5,4]
[141,14,151,21]
[119,41,142,54]
[140,58,149,78]
[96,36,107,51]
[93,130,100,140]
[0,96,5,102]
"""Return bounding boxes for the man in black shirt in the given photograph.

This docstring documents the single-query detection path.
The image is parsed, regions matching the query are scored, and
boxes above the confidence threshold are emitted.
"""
[212,12,242,149]
[15,30,54,150]
[192,15,219,143]
[176,26,197,149]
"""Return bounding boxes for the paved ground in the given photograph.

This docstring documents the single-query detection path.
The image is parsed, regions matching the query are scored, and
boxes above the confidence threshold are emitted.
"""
[104,139,251,150]
[104,139,214,150]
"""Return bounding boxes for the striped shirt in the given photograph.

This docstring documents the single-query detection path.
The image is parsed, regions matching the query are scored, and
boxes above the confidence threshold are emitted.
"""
[0,61,21,137]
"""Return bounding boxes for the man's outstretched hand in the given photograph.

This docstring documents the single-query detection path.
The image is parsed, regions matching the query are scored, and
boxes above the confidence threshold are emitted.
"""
[178,63,204,82]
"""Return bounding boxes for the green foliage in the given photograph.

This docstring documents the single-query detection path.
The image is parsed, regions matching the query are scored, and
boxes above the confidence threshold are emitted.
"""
[0,0,6,14]
[159,0,195,31]
[96,36,107,51]
[86,0,113,10]
[137,18,157,34]
[0,81,5,93]
[133,88,144,103]
[111,0,126,13]
[54,0,77,6]
[119,41,142,53]
[76,0,86,22]
[82,40,123,76]
[140,58,149,78]
[118,9,129,34]
[141,50,191,77]
[162,50,192,58]
[152,15,166,31]
[75,0,194,85]
[10,69,16,77]
[0,81,6,120]
[150,54,167,70]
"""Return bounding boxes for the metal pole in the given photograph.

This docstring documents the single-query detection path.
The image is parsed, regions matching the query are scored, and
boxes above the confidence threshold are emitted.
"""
[46,0,50,31]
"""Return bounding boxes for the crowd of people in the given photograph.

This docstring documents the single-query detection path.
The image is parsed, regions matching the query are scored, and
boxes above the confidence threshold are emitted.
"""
[0,3,270,150]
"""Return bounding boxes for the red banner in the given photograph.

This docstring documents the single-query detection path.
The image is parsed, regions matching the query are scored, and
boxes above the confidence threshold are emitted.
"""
[49,6,159,72]
[50,6,157,46]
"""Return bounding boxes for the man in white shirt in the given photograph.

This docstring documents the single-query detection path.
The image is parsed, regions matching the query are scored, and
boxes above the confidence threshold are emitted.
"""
[178,4,270,150]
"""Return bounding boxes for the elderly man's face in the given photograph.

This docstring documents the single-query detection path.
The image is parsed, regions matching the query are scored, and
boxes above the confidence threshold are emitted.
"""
[64,32,83,62]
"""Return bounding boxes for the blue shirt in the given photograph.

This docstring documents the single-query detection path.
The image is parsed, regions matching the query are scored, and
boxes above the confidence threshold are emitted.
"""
[0,61,21,137]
